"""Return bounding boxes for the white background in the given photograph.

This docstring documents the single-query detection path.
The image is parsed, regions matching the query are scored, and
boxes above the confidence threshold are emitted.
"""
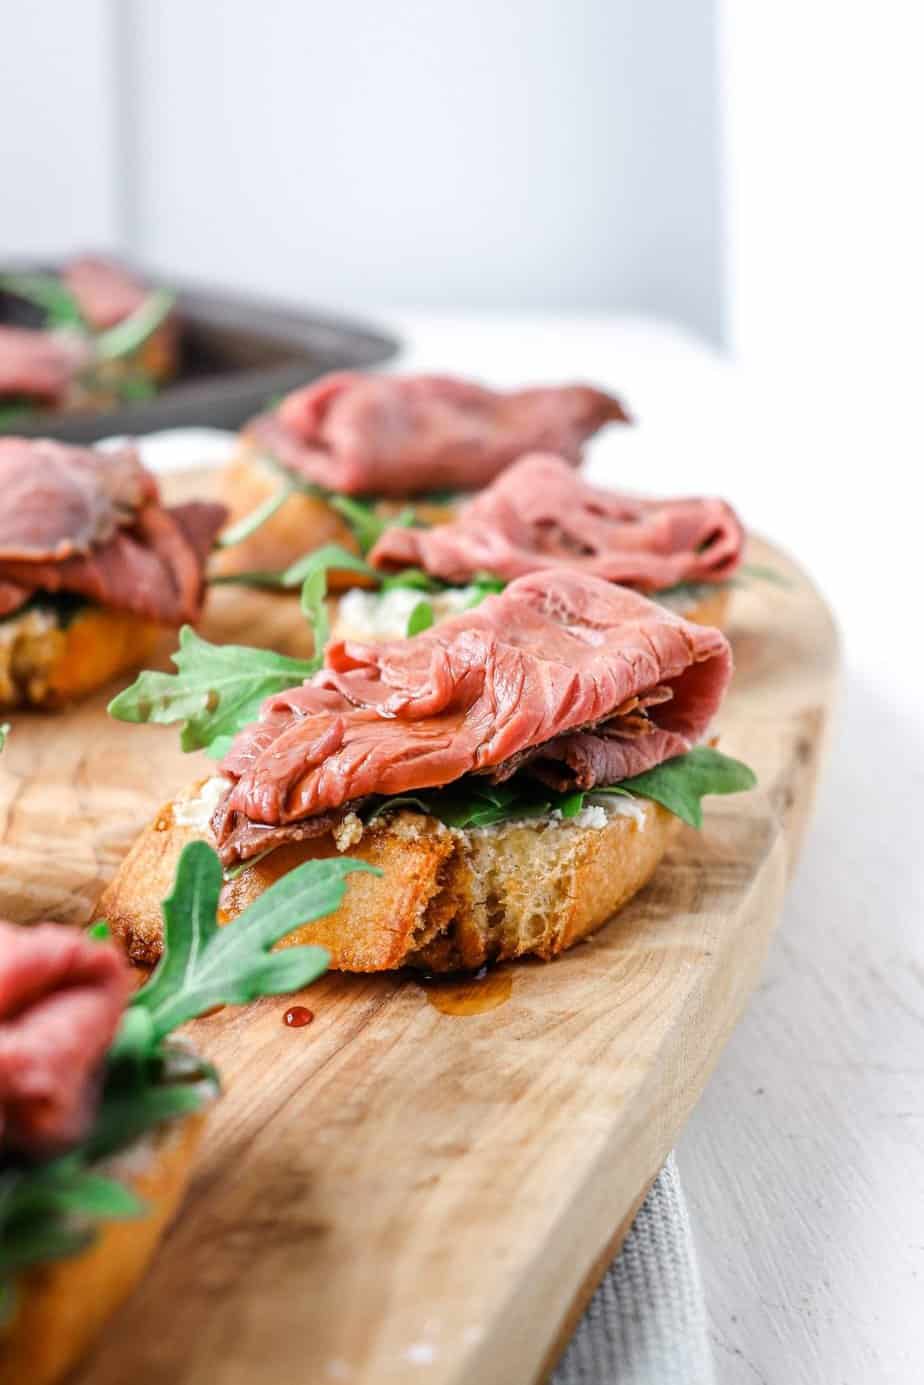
[4,3,924,1381]
[2,0,724,342]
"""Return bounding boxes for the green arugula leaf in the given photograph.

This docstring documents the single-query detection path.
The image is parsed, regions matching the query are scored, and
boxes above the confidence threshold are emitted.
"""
[94,288,175,362]
[108,626,319,757]
[597,746,757,829]
[300,567,330,659]
[0,722,9,751]
[281,543,378,588]
[0,841,371,1298]
[214,481,297,549]
[327,494,390,553]
[406,599,435,636]
[0,272,85,329]
[210,543,378,592]
[0,1216,95,1277]
[379,567,440,593]
[130,841,377,1040]
[0,398,36,429]
[366,748,756,832]
[116,372,160,403]
[1,1161,144,1225]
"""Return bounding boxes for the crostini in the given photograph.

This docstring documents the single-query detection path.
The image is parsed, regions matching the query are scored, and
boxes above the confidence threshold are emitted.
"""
[0,843,370,1385]
[0,256,177,425]
[211,371,630,584]
[0,437,226,707]
[105,570,755,973]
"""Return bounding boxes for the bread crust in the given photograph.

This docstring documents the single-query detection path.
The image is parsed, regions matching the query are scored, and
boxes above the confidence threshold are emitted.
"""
[211,442,454,588]
[99,785,678,974]
[0,606,161,709]
[0,1110,205,1385]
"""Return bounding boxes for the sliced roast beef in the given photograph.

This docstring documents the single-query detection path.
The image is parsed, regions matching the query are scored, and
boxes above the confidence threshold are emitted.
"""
[214,803,365,864]
[0,438,227,624]
[0,921,131,1157]
[62,255,148,331]
[0,580,31,618]
[0,438,153,560]
[247,372,630,497]
[0,325,91,403]
[213,571,731,863]
[370,453,744,591]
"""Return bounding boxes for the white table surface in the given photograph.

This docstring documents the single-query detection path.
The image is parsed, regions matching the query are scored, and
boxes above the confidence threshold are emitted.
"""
[145,313,921,1382]
[385,314,921,1384]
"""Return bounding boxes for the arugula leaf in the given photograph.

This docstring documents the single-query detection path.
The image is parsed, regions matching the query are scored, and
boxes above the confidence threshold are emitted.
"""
[108,626,319,758]
[327,494,391,553]
[595,747,757,829]
[0,1161,144,1227]
[365,748,756,832]
[0,398,36,429]
[379,567,440,593]
[129,841,376,1041]
[82,1071,211,1162]
[0,272,85,329]
[407,599,434,636]
[1,842,373,1304]
[215,480,297,549]
[116,372,160,403]
[299,567,330,660]
[0,722,8,751]
[209,543,378,592]
[366,777,557,829]
[94,288,175,362]
[281,543,378,588]
[0,1160,144,1320]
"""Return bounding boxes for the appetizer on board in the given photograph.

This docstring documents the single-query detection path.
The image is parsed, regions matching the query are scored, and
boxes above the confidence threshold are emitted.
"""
[104,570,755,973]
[212,371,629,583]
[332,452,745,640]
[0,256,177,424]
[0,844,369,1385]
[0,437,226,707]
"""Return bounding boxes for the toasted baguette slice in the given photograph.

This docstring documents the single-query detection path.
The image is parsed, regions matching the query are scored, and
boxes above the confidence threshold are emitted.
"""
[100,783,678,973]
[211,441,456,587]
[0,1109,205,1385]
[0,605,162,709]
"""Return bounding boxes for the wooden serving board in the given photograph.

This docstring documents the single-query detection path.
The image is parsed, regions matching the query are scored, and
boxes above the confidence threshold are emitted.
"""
[0,488,837,1385]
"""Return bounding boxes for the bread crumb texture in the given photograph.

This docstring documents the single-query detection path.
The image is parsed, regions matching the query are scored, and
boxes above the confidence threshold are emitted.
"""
[100,792,678,974]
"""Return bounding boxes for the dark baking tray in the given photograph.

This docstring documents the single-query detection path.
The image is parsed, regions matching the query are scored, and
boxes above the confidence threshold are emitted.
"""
[0,265,398,443]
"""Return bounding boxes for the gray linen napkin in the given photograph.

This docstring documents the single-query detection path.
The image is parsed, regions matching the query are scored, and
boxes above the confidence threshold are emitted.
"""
[552,1156,714,1385]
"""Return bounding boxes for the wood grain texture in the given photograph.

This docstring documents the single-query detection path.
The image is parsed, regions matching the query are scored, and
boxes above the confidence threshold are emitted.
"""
[0,471,837,1385]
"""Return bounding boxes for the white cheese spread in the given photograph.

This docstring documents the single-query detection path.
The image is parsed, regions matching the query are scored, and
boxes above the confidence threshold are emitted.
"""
[173,776,228,831]
[333,585,480,642]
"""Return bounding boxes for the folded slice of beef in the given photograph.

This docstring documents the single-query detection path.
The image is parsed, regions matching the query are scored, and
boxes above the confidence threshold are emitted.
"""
[212,571,731,864]
[62,255,148,331]
[0,438,153,561]
[0,325,91,404]
[0,439,227,624]
[370,452,744,591]
[246,372,629,497]
[0,921,131,1157]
